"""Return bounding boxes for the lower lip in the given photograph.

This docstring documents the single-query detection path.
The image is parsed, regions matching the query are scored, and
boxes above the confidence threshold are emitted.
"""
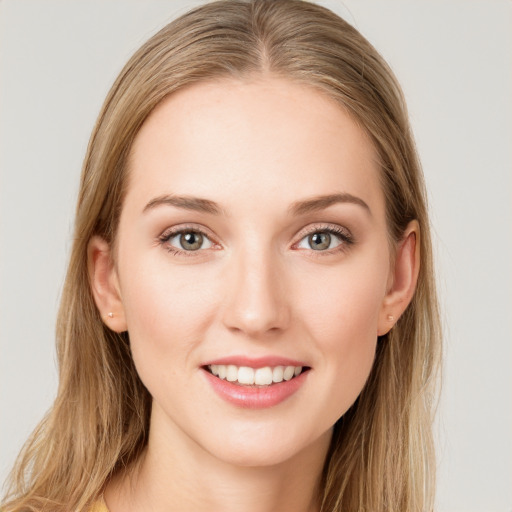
[202,368,309,409]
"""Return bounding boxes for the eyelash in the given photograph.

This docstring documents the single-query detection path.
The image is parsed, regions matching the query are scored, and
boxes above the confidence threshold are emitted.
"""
[157,224,354,258]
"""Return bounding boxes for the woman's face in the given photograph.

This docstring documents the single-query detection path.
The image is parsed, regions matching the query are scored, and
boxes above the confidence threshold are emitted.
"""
[105,77,398,466]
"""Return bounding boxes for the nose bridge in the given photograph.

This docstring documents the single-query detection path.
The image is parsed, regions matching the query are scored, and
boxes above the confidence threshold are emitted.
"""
[221,238,290,336]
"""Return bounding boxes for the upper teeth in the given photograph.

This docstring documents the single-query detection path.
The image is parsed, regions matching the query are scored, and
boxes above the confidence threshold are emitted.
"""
[209,364,303,386]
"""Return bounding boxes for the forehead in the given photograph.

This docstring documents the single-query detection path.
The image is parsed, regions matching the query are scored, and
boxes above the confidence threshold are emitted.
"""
[126,76,384,218]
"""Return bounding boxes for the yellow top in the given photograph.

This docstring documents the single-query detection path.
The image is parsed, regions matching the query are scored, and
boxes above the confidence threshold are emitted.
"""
[89,499,109,512]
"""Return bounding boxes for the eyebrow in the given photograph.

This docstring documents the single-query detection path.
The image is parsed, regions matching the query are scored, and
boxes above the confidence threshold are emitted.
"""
[143,192,370,216]
[143,195,224,215]
[288,193,371,216]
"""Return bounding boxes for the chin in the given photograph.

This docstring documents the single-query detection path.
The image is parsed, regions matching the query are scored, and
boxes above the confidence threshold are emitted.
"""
[202,424,333,469]
[213,446,294,468]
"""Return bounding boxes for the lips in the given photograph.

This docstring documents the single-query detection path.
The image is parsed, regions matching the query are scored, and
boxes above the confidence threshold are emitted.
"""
[202,356,310,408]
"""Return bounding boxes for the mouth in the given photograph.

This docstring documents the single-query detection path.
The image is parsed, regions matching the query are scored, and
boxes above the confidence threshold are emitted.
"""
[204,364,310,387]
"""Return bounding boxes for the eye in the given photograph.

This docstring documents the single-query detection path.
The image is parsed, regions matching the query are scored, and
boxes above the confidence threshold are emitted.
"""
[159,227,214,254]
[295,226,353,253]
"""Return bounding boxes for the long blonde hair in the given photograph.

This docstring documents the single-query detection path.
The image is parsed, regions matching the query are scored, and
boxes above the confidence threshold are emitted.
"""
[2,1,441,510]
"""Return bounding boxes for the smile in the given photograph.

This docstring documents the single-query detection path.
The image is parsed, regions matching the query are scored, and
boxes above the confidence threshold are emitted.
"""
[202,359,311,409]
[207,364,304,386]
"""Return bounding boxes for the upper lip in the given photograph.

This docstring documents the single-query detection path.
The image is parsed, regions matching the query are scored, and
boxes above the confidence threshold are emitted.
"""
[202,355,308,368]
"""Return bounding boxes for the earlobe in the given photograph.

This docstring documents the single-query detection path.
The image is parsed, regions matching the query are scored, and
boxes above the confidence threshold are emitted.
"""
[377,221,420,336]
[87,236,127,332]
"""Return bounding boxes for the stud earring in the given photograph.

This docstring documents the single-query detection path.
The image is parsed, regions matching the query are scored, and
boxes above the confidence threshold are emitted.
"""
[107,312,114,319]
[387,314,394,322]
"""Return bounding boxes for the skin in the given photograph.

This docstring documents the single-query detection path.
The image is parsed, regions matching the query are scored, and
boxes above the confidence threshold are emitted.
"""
[89,76,419,512]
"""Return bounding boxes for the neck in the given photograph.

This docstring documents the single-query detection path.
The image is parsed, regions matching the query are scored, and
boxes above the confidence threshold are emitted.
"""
[105,406,331,512]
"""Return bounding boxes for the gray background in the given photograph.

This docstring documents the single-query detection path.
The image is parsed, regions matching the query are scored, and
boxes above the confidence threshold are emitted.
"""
[1,1,511,510]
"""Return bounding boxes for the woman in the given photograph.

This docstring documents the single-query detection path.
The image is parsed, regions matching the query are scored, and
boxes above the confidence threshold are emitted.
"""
[1,1,441,511]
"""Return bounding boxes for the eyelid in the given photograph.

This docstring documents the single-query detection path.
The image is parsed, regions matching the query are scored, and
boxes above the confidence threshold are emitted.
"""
[158,223,217,241]
[295,223,352,239]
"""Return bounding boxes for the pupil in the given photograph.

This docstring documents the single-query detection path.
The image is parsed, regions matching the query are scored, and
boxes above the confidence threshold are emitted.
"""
[309,232,330,250]
[181,232,203,250]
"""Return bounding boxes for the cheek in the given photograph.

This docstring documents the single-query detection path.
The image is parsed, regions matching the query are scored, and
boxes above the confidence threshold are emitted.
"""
[317,288,379,384]
[118,256,218,373]
[295,257,388,414]
[298,256,388,346]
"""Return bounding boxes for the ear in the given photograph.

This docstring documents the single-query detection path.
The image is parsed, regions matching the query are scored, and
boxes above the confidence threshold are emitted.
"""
[377,220,420,336]
[87,236,127,333]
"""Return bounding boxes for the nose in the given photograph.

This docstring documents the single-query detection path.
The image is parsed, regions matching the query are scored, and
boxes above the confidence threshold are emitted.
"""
[221,245,290,338]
